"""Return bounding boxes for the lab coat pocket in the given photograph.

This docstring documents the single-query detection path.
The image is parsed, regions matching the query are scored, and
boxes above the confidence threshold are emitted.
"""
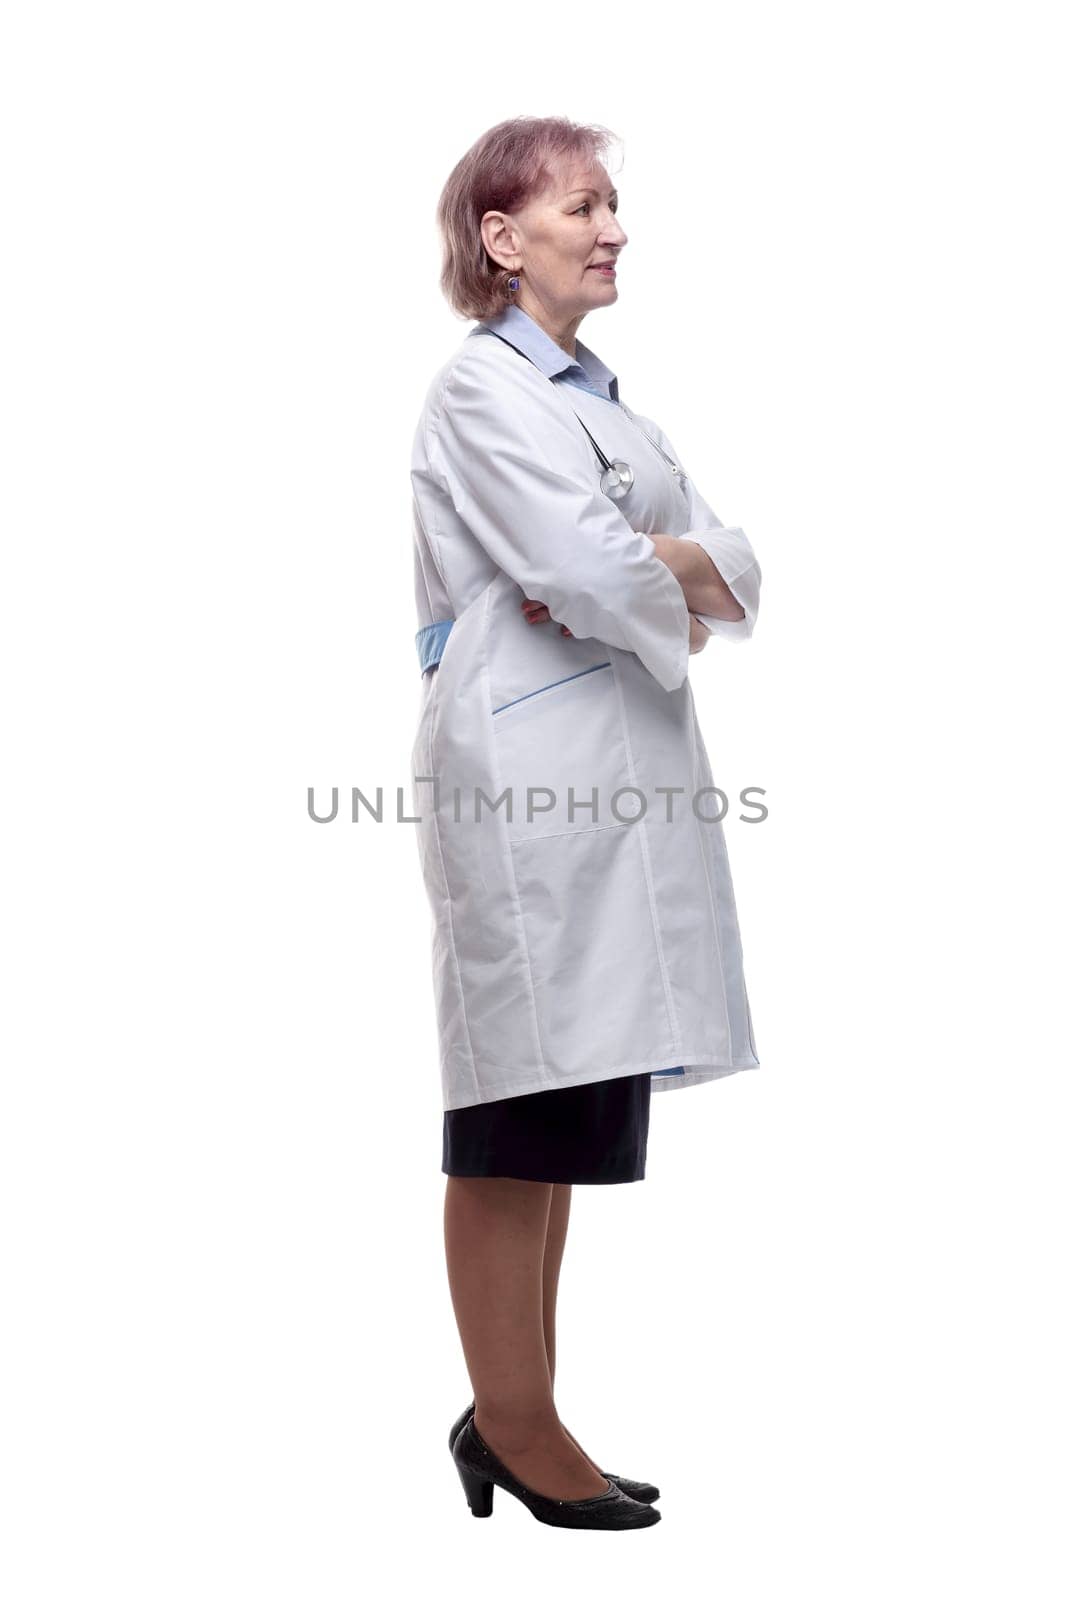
[490,660,634,843]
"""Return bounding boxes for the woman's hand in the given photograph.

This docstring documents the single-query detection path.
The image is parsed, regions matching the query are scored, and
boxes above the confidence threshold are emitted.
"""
[522,592,707,654]
[521,596,572,637]
[689,613,710,654]
[648,534,745,622]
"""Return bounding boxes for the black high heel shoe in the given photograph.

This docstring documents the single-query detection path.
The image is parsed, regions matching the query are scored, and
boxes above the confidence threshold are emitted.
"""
[448,1400,660,1503]
[451,1415,661,1529]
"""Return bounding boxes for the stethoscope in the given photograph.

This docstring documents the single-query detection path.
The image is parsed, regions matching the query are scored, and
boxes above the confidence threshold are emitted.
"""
[487,329,686,502]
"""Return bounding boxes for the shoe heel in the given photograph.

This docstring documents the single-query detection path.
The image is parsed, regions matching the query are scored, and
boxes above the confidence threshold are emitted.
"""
[455,1456,494,1517]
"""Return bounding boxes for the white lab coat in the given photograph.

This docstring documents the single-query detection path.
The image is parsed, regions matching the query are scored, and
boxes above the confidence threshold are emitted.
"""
[410,324,762,1111]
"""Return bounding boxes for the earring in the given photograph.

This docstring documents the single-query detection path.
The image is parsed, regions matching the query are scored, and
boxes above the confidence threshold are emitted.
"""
[506,273,520,293]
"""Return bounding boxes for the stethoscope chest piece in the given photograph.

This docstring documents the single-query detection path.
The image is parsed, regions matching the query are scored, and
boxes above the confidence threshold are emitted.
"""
[600,460,634,500]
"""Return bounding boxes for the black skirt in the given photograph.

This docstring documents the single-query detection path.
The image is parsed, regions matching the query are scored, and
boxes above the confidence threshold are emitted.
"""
[442,1072,651,1184]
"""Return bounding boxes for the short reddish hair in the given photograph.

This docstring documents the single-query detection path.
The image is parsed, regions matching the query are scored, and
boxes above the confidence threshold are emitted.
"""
[437,115,621,322]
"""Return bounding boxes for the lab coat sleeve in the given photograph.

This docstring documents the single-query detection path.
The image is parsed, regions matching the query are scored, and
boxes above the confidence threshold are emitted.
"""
[426,355,693,693]
[633,411,762,643]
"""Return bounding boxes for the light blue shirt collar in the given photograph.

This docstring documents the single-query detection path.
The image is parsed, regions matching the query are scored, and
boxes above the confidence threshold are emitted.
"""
[473,302,620,404]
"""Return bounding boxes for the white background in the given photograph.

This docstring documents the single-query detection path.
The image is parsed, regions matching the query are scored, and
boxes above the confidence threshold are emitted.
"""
[2,1,1064,1593]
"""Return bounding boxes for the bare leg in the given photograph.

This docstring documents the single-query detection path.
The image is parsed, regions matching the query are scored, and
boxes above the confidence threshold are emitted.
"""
[444,1175,609,1500]
[542,1183,610,1475]
[541,1181,569,1387]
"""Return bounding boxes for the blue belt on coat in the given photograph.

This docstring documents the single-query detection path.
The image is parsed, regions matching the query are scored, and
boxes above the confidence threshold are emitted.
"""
[415,619,453,673]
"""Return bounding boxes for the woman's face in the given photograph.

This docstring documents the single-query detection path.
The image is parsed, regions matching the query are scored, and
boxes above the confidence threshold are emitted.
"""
[482,158,628,323]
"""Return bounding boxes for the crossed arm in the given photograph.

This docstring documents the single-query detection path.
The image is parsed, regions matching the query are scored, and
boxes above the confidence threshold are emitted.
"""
[429,356,759,688]
[648,534,744,654]
[521,535,741,654]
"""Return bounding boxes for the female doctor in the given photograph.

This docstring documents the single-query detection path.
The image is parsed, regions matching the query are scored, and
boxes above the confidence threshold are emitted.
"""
[410,115,762,1530]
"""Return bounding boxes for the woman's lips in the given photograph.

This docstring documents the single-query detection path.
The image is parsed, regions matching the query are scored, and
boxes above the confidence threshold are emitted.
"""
[588,264,616,276]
